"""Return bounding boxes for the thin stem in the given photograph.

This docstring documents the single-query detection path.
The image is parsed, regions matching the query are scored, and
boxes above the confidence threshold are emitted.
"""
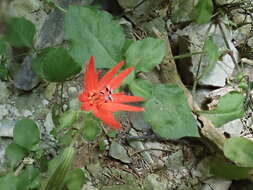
[173,51,204,60]
[192,23,213,97]
[60,82,64,112]
[217,22,240,71]
[45,0,67,13]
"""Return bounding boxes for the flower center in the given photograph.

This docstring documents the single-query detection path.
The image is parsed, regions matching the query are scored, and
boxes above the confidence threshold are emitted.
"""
[88,86,113,106]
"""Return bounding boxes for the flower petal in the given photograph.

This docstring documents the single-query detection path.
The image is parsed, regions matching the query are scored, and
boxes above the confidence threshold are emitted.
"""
[93,108,121,129]
[79,93,88,102]
[97,61,124,90]
[84,56,99,92]
[101,102,144,112]
[112,93,145,103]
[108,67,134,90]
[81,102,93,111]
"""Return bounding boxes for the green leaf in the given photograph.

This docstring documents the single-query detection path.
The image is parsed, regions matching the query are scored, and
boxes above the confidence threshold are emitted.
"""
[5,143,27,168]
[125,38,165,72]
[13,118,40,150]
[106,130,118,138]
[64,6,125,68]
[129,79,153,100]
[0,38,6,54]
[0,173,17,190]
[32,47,81,82]
[98,139,107,151]
[58,110,77,130]
[192,0,213,24]
[6,17,36,47]
[199,37,219,78]
[45,146,75,190]
[0,64,8,79]
[224,137,253,167]
[210,159,252,180]
[58,131,73,147]
[198,91,244,127]
[82,113,101,141]
[65,168,87,190]
[144,84,199,139]
[171,0,195,23]
[16,166,40,190]
[204,37,219,63]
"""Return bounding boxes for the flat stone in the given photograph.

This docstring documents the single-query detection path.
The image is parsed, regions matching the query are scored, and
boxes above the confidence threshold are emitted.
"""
[165,150,184,170]
[0,120,15,137]
[175,23,238,87]
[0,81,9,103]
[109,142,131,164]
[144,174,168,190]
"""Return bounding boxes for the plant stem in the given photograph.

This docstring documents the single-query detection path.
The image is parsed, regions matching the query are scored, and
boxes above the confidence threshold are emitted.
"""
[60,82,64,112]
[218,22,240,71]
[192,23,213,97]
[173,51,204,60]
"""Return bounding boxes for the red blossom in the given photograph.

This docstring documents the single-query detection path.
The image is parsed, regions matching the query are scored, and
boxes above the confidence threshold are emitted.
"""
[79,56,144,130]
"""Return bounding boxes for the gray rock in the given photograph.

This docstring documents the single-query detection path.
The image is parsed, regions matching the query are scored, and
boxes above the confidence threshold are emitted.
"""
[144,174,168,190]
[171,0,199,23]
[0,138,12,173]
[233,24,252,45]
[109,141,131,164]
[44,112,55,133]
[86,163,103,179]
[129,112,150,131]
[0,81,9,103]
[0,120,15,137]
[218,119,243,137]
[43,83,57,101]
[69,98,80,110]
[0,105,9,120]
[165,150,184,170]
[215,0,241,5]
[128,129,154,164]
[68,87,78,97]
[202,178,231,190]
[144,142,164,157]
[175,23,238,87]
[12,54,40,91]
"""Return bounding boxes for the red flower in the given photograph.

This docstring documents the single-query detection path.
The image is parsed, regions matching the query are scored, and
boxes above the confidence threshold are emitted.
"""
[79,56,144,130]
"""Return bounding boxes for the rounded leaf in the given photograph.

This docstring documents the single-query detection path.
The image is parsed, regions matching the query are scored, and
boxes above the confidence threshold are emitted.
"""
[65,168,86,190]
[82,119,101,141]
[125,38,165,72]
[0,173,17,190]
[6,17,36,47]
[64,6,125,68]
[129,79,152,100]
[144,84,199,139]
[13,119,40,150]
[5,143,27,168]
[224,137,253,167]
[33,47,81,82]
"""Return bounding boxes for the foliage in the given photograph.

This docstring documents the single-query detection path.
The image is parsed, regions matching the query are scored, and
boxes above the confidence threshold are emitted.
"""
[64,6,125,68]
[192,0,213,24]
[1,0,253,188]
[198,91,245,127]
[144,84,199,139]
[125,38,165,72]
[224,137,253,167]
[32,47,81,82]
[6,17,36,47]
